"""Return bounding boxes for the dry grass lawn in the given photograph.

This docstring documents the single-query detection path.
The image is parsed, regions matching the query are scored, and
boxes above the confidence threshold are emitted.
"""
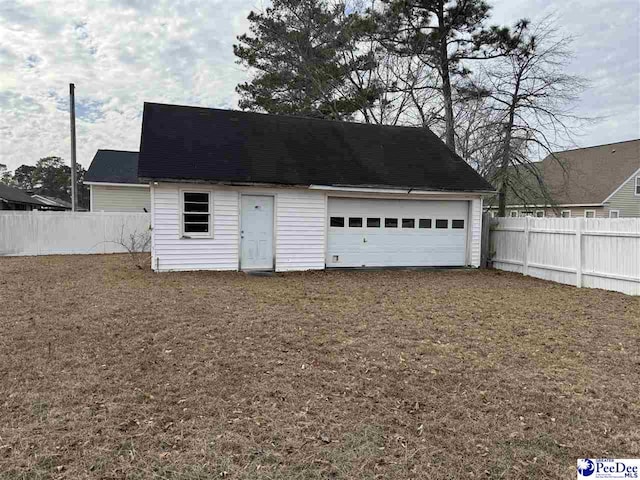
[0,255,639,479]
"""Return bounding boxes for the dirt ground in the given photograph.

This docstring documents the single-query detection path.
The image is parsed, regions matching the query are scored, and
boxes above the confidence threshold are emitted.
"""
[0,255,638,479]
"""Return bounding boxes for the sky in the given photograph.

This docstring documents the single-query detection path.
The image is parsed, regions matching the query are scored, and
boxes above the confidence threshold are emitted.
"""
[0,0,638,172]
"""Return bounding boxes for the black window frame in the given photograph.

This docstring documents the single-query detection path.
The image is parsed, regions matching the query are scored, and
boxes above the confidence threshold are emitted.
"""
[384,218,398,228]
[349,217,363,228]
[402,218,415,228]
[452,219,465,229]
[418,218,432,229]
[435,219,448,229]
[330,216,345,227]
[182,191,211,237]
[366,217,381,228]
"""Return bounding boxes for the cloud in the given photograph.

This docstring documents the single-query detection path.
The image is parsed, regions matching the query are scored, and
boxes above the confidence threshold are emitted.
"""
[0,0,637,171]
[0,0,254,170]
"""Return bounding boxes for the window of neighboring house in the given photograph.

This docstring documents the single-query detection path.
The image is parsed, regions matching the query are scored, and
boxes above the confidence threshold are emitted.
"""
[584,210,596,218]
[635,176,640,196]
[182,192,211,237]
[367,217,381,227]
[509,211,518,218]
[349,217,363,227]
[385,218,398,228]
[520,211,533,217]
[561,210,571,218]
[330,217,344,227]
[535,210,545,218]
[609,210,620,218]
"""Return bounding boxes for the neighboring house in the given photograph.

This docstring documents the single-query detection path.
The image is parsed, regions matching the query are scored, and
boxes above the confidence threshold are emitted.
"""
[0,184,47,211]
[138,103,494,272]
[29,194,72,211]
[84,150,150,212]
[487,139,640,218]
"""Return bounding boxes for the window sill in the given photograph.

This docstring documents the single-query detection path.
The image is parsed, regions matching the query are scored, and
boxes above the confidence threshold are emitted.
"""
[181,235,213,240]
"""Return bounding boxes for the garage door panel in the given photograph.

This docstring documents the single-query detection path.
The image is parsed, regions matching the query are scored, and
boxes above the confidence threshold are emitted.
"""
[327,198,468,267]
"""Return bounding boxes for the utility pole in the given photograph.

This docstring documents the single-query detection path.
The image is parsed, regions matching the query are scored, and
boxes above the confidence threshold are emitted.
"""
[69,83,77,211]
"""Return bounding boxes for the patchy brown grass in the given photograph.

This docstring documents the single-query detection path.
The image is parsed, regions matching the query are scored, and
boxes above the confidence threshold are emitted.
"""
[0,255,638,479]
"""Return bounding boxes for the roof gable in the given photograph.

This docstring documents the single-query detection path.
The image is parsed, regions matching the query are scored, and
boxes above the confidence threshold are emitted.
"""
[85,150,140,184]
[138,103,494,192]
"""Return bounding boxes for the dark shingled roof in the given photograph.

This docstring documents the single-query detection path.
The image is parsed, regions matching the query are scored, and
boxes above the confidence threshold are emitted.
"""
[0,183,46,206]
[138,103,494,192]
[85,150,141,184]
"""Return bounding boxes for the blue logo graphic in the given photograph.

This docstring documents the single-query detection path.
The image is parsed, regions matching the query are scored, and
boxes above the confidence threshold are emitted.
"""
[578,459,595,476]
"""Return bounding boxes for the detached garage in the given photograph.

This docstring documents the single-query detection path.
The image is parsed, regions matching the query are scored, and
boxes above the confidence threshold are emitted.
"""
[138,103,494,272]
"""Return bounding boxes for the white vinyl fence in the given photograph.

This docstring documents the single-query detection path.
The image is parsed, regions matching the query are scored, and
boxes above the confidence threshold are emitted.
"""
[490,217,640,296]
[0,211,151,256]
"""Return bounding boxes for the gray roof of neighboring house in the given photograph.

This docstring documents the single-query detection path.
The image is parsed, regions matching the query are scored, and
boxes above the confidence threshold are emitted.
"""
[85,150,141,184]
[0,183,46,206]
[487,139,640,208]
[30,194,73,209]
[542,139,640,204]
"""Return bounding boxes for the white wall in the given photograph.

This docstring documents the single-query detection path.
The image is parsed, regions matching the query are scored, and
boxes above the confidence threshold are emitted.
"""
[0,211,151,256]
[91,184,150,212]
[151,183,326,272]
[491,217,640,295]
[151,183,484,272]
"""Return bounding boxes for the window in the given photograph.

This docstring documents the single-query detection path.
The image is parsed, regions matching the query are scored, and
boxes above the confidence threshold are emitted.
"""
[435,219,448,229]
[419,218,432,229]
[510,211,518,218]
[330,217,344,227]
[182,192,211,236]
[367,217,381,227]
[636,176,640,196]
[584,210,596,218]
[535,210,545,218]
[452,219,465,229]
[520,211,533,217]
[609,210,620,218]
[349,217,363,227]
[385,218,398,228]
[561,210,571,218]
[402,218,415,228]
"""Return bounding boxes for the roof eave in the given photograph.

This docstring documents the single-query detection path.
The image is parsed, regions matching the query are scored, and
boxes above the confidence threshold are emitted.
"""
[139,177,496,194]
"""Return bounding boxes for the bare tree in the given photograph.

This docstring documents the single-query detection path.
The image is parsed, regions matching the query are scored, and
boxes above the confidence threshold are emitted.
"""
[111,225,152,269]
[477,19,591,216]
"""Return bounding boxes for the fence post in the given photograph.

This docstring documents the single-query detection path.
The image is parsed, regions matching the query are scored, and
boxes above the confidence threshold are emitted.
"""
[575,218,582,288]
[523,216,530,276]
[102,211,107,254]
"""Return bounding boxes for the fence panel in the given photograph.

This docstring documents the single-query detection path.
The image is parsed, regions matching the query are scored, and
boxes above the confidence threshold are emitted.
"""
[0,211,151,256]
[490,217,640,296]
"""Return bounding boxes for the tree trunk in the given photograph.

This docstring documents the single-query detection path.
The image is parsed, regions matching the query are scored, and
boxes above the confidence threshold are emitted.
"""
[497,97,519,217]
[437,2,456,153]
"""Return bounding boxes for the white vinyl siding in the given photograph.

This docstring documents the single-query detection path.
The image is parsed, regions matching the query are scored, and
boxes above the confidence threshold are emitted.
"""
[150,183,484,272]
[91,185,150,212]
[275,190,326,272]
[151,184,326,272]
[469,198,482,267]
[152,185,238,272]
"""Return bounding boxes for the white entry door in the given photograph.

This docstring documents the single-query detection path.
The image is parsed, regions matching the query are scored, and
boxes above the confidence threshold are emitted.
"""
[327,198,469,267]
[240,195,274,270]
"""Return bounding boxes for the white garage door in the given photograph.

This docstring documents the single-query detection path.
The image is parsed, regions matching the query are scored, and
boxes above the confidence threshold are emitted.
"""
[327,198,469,267]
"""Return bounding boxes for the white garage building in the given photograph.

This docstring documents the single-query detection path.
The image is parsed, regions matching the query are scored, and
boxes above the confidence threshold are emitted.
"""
[138,103,494,272]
